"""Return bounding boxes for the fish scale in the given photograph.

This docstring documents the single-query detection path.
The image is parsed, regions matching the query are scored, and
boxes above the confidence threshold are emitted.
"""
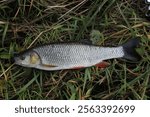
[34,44,91,66]
[32,44,124,69]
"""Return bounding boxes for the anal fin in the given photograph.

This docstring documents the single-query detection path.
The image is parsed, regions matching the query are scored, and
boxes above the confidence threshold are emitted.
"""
[95,61,110,68]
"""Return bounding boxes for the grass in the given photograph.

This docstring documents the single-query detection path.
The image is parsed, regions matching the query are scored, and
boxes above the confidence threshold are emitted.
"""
[0,0,150,100]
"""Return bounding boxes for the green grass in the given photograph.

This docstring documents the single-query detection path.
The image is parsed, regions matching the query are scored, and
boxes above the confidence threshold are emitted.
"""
[0,0,150,100]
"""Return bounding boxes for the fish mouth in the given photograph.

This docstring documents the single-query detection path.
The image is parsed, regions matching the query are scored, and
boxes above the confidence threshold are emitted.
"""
[13,57,35,68]
[13,57,20,64]
[14,60,30,67]
[13,57,26,67]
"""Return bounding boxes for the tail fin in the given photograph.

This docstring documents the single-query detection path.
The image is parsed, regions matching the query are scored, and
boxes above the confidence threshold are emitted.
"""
[122,38,141,62]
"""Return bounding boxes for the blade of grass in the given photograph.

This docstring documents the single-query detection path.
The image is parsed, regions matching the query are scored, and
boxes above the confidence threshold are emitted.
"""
[15,72,39,95]
[2,22,8,47]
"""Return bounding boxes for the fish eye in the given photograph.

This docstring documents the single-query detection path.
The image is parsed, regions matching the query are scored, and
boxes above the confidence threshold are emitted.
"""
[20,56,25,60]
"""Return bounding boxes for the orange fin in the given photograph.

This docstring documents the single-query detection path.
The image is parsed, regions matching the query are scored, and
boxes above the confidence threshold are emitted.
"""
[70,66,85,70]
[95,61,110,68]
[42,64,57,67]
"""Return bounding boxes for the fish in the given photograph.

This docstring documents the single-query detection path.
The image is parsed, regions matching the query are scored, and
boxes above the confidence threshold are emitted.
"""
[14,38,141,71]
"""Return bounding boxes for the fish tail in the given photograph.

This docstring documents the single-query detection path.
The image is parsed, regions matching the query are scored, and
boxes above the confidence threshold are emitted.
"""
[122,38,141,62]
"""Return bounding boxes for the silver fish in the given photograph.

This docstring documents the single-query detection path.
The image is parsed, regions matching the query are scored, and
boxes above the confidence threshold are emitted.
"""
[14,38,141,71]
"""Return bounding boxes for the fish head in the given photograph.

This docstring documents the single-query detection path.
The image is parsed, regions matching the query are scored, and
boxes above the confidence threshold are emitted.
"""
[14,50,41,68]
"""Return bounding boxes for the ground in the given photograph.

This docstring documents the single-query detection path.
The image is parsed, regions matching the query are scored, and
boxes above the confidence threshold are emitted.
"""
[0,0,150,99]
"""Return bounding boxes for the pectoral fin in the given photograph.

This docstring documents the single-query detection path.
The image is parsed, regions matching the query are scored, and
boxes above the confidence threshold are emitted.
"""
[42,64,57,67]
